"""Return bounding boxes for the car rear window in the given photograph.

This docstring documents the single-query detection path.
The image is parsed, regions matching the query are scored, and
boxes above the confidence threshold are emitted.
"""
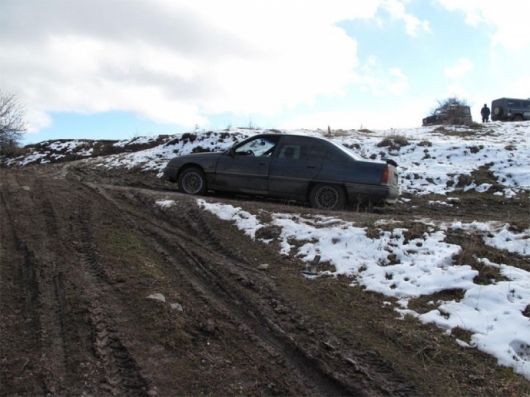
[327,140,363,161]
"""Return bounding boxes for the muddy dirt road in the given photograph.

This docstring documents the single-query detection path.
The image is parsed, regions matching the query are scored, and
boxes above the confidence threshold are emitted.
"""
[1,164,425,397]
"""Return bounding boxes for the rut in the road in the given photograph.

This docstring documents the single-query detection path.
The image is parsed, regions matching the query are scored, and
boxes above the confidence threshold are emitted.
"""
[75,199,152,396]
[94,184,416,396]
[1,171,152,396]
[1,168,416,396]
[92,185,359,396]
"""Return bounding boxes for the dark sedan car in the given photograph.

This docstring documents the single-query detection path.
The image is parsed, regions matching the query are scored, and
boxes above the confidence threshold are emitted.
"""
[163,134,399,210]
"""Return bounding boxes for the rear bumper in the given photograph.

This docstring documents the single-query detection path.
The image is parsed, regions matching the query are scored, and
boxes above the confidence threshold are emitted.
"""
[345,183,399,203]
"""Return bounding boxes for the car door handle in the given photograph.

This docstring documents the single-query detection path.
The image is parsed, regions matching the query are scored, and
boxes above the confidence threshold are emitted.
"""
[307,165,316,169]
[259,162,267,165]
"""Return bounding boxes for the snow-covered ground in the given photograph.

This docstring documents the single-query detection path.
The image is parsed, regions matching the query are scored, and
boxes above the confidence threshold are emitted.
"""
[14,121,530,197]
[12,121,530,378]
[155,122,529,380]
[192,200,530,379]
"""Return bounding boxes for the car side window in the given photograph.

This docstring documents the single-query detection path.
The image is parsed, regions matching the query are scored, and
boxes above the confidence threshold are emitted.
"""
[522,101,530,109]
[277,136,311,160]
[507,100,520,108]
[279,145,300,159]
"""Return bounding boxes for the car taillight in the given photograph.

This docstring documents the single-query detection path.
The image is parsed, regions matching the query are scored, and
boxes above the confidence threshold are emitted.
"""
[381,167,390,185]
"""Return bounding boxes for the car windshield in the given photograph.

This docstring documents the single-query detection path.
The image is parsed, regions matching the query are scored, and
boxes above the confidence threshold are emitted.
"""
[327,140,363,161]
[434,106,470,116]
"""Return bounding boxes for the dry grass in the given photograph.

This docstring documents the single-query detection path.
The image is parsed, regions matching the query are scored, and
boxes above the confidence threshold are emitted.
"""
[377,134,410,150]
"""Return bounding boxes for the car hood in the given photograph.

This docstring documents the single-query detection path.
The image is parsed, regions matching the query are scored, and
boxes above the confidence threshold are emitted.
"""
[167,151,224,167]
[423,115,437,121]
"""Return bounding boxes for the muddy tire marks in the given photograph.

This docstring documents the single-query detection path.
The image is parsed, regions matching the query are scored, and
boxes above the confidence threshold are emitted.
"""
[2,166,417,396]
[89,184,415,396]
[74,199,151,396]
[1,169,150,396]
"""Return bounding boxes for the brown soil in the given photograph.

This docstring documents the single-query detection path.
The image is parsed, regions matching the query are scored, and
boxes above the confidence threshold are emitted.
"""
[1,162,529,397]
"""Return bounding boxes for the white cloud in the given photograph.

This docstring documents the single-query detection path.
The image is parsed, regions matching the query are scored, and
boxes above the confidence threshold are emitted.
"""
[383,0,430,36]
[437,0,530,49]
[388,68,409,95]
[0,0,430,132]
[356,58,410,96]
[444,58,474,78]
[279,100,424,131]
[508,76,530,98]
[445,84,469,100]
[25,111,53,133]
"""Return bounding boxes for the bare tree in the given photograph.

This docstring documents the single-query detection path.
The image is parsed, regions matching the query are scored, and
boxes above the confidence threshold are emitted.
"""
[1,90,27,156]
[429,96,472,125]
[436,96,468,108]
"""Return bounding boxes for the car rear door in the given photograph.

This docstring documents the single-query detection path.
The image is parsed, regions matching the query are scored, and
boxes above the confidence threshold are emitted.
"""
[268,136,324,199]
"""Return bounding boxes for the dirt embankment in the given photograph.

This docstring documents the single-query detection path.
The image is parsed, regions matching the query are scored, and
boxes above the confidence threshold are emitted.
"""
[0,164,419,397]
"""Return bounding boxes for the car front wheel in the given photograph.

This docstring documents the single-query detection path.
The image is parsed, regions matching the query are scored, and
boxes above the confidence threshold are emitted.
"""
[309,184,346,210]
[178,167,207,195]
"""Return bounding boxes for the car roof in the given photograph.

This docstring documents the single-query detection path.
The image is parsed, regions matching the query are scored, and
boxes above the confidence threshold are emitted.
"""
[254,133,332,142]
[493,97,530,101]
[436,104,470,108]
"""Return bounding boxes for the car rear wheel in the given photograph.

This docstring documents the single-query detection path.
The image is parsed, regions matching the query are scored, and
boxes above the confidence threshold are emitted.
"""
[514,114,523,121]
[309,184,346,210]
[178,167,207,195]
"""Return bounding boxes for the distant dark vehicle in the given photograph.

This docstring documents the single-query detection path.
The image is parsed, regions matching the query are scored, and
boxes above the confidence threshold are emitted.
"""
[422,104,472,126]
[491,98,530,121]
[163,134,399,210]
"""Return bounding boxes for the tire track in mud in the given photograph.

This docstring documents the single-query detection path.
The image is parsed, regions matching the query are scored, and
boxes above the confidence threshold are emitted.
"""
[2,168,415,396]
[0,173,41,340]
[89,186,353,395]
[0,171,57,394]
[29,175,117,394]
[1,171,100,394]
[1,170,151,396]
[30,178,74,386]
[95,185,415,396]
[73,197,152,396]
[168,204,415,396]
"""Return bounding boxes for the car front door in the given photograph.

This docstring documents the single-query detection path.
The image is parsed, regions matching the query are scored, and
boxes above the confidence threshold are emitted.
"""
[214,135,280,194]
[522,100,530,120]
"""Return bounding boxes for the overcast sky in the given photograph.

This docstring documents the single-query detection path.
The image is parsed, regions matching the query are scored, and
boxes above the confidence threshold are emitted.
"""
[1,0,529,144]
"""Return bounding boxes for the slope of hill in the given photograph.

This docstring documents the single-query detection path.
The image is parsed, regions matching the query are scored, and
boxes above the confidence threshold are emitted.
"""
[1,122,529,396]
[8,122,530,195]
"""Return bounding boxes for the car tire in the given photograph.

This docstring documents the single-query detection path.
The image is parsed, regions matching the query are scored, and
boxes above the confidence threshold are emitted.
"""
[514,114,523,121]
[309,184,346,210]
[178,167,207,195]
